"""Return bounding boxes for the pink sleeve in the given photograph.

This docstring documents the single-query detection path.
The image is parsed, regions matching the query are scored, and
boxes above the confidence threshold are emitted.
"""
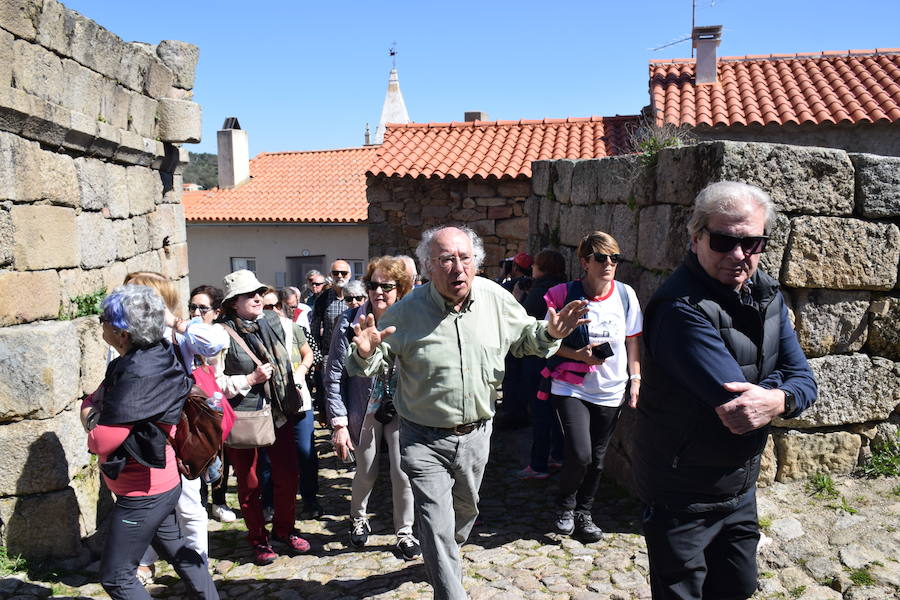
[87,424,132,457]
[543,283,568,311]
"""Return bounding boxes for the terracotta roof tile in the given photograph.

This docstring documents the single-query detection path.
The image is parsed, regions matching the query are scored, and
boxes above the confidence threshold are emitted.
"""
[368,116,639,179]
[183,146,378,223]
[649,49,900,128]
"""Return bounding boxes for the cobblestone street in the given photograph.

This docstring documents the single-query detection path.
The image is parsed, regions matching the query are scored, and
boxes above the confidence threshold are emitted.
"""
[2,425,898,600]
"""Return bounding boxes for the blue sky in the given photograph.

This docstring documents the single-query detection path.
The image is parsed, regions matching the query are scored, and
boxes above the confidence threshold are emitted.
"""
[66,0,900,157]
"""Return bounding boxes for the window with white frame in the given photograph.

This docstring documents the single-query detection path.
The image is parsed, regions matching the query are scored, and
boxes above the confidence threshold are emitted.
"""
[230,257,257,274]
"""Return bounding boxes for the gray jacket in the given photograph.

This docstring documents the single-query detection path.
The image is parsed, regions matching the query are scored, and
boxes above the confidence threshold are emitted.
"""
[324,304,373,445]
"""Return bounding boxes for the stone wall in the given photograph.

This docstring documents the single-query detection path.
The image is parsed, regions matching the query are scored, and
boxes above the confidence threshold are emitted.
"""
[529,141,900,488]
[0,0,199,561]
[366,175,532,278]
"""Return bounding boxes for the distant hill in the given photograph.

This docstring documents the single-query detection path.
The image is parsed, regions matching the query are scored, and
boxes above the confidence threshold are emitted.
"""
[183,152,218,189]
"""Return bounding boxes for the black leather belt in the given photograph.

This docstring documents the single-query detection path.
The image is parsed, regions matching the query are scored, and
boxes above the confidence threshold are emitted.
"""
[441,420,487,435]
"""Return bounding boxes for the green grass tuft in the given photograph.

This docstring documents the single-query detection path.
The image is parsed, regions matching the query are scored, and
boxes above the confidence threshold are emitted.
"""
[806,471,838,499]
[849,568,874,586]
[0,546,26,576]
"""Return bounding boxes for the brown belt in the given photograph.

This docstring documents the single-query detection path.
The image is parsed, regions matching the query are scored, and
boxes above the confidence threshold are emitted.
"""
[441,420,487,436]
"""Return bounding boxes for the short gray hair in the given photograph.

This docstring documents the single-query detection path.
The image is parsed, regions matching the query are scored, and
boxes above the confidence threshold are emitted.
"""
[345,279,366,298]
[415,225,486,277]
[101,284,166,347]
[687,181,776,238]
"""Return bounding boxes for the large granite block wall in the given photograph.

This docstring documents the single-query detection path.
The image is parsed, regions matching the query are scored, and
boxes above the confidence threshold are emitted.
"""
[529,141,900,488]
[0,0,199,561]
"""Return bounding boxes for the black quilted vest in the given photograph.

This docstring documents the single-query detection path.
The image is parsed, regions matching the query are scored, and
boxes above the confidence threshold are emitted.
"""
[632,253,783,510]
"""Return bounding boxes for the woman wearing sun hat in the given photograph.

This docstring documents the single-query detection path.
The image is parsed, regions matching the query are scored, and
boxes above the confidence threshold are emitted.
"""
[213,269,310,565]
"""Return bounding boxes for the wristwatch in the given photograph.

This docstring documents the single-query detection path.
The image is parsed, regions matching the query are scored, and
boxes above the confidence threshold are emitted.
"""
[780,389,797,417]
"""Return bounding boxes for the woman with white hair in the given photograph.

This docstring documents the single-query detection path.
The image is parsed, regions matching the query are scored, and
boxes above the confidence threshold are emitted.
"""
[81,285,219,600]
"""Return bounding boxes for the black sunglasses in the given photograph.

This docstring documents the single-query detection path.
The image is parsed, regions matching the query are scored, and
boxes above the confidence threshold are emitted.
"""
[365,281,397,292]
[331,270,349,277]
[345,295,366,303]
[188,303,212,314]
[263,303,278,310]
[703,228,769,255]
[308,281,325,287]
[592,252,620,265]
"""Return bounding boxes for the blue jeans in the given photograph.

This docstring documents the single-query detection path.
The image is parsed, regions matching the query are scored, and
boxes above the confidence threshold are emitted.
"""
[399,418,492,600]
[524,357,564,472]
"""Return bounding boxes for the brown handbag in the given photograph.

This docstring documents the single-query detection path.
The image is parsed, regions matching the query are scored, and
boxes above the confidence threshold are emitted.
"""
[221,325,276,449]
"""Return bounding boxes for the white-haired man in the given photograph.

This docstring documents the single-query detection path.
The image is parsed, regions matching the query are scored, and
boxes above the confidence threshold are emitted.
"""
[347,225,588,599]
[633,182,817,600]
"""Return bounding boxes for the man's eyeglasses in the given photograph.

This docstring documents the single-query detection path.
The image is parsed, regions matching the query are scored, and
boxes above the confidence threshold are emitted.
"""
[308,281,325,288]
[365,281,397,292]
[345,296,366,303]
[263,303,278,310]
[331,270,349,277]
[703,228,769,255]
[592,253,620,265]
[188,303,212,314]
[432,254,473,268]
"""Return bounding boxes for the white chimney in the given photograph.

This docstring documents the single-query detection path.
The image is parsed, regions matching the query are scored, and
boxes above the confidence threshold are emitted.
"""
[217,117,249,189]
[692,25,722,85]
[464,111,489,122]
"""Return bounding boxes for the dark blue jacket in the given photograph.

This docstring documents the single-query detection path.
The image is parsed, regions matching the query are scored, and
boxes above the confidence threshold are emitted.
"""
[631,252,816,511]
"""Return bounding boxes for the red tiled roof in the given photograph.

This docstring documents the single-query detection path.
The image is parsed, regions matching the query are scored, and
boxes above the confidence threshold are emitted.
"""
[368,116,639,179]
[650,49,900,128]
[183,146,378,223]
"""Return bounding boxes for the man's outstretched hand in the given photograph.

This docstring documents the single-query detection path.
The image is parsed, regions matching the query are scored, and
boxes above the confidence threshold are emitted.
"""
[352,312,396,358]
[546,299,590,339]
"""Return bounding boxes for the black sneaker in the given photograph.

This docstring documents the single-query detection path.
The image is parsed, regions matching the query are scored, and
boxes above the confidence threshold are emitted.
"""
[304,502,325,519]
[554,509,575,535]
[574,511,603,542]
[349,517,371,548]
[396,533,421,561]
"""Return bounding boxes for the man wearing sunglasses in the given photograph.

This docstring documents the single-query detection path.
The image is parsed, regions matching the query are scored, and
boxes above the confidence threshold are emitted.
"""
[632,181,817,600]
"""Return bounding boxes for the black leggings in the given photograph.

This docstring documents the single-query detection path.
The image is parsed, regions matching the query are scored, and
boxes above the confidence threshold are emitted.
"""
[552,394,621,513]
[100,484,218,600]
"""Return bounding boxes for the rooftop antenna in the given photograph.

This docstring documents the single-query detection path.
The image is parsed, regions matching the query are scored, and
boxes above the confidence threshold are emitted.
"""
[650,0,717,55]
[389,42,397,69]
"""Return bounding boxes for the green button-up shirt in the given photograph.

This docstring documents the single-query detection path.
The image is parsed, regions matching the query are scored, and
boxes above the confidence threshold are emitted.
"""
[346,276,561,428]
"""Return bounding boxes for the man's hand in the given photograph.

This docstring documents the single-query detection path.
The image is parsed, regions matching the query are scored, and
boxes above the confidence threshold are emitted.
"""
[352,313,396,359]
[546,300,590,339]
[715,382,785,434]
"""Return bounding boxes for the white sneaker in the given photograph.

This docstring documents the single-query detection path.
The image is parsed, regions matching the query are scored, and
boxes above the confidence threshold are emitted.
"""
[210,504,236,523]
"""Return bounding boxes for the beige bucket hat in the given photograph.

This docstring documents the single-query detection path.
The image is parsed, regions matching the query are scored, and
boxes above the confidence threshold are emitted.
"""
[223,269,267,301]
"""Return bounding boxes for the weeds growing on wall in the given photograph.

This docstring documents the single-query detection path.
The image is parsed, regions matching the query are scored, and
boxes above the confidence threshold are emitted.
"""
[59,289,106,320]
[860,430,900,478]
[626,114,697,171]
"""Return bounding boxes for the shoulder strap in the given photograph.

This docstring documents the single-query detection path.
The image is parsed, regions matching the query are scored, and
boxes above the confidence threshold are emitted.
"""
[615,281,631,317]
[222,325,263,367]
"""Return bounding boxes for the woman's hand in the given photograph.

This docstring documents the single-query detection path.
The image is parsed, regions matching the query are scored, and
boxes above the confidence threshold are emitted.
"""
[248,362,274,385]
[628,378,640,408]
[331,425,354,461]
[578,344,606,366]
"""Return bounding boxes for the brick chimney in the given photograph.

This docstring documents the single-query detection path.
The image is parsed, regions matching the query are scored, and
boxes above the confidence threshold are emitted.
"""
[217,117,249,189]
[464,111,489,122]
[692,25,722,85]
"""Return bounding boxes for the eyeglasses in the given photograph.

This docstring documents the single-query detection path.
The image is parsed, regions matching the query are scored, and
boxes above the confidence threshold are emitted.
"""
[345,296,366,303]
[703,228,769,255]
[331,270,349,277]
[432,254,473,268]
[365,281,397,292]
[308,281,325,288]
[188,303,212,314]
[263,303,278,310]
[592,252,621,265]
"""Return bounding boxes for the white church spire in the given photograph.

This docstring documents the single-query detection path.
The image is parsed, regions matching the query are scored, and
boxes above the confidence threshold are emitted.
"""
[374,45,410,144]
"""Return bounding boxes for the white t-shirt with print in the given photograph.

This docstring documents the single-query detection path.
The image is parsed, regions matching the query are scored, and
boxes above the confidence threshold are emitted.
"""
[549,281,642,406]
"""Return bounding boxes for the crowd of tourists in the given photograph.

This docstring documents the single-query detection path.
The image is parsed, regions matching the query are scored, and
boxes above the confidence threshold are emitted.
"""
[83,181,816,600]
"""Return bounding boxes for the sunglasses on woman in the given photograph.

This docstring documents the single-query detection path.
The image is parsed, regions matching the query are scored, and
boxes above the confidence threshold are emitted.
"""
[592,253,620,265]
[345,296,366,303]
[703,228,769,255]
[188,303,212,314]
[365,281,397,292]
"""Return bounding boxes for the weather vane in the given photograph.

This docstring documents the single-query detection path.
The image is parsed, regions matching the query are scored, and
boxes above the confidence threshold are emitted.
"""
[389,42,397,69]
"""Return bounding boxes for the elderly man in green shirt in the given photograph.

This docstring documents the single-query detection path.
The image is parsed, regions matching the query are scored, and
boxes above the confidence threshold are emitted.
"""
[348,225,588,600]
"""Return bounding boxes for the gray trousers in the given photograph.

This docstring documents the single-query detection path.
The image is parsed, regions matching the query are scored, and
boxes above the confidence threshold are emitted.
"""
[399,418,492,600]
